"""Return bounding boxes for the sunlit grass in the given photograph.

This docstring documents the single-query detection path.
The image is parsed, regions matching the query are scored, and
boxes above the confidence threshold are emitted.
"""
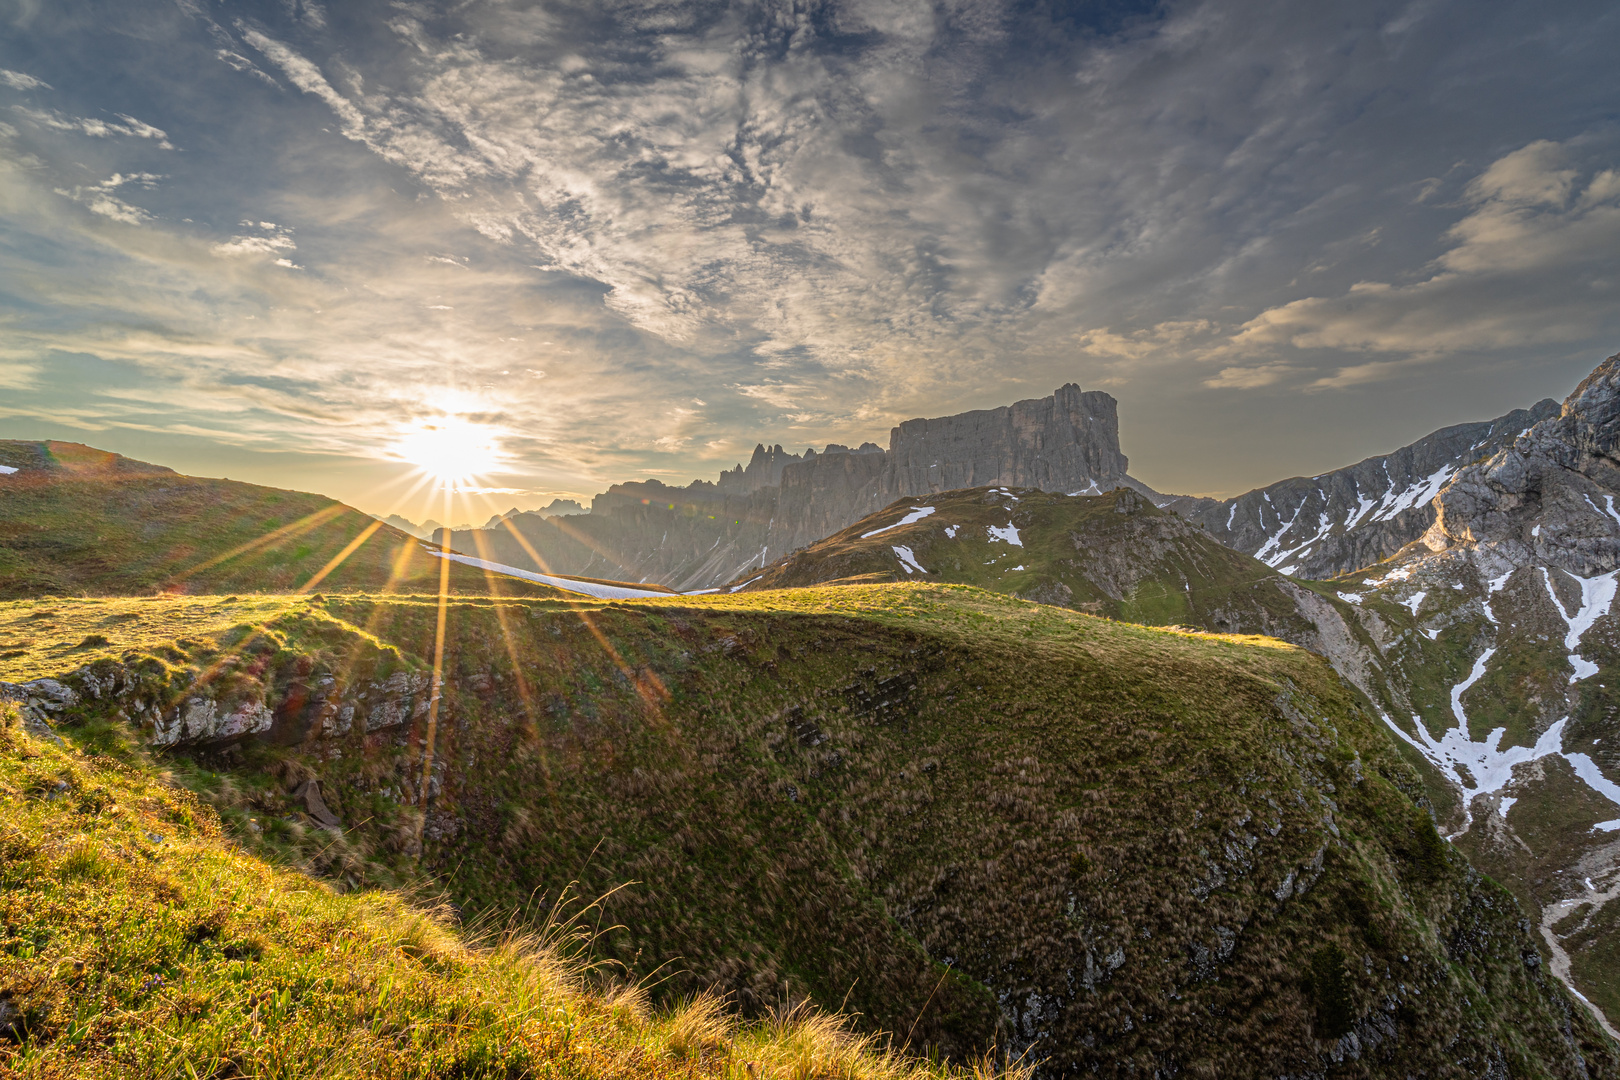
[0,710,1029,1080]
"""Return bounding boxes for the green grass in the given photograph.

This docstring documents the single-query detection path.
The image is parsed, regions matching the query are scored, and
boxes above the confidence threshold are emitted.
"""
[0,439,569,600]
[7,583,1614,1076]
[0,703,1028,1080]
[730,487,1339,645]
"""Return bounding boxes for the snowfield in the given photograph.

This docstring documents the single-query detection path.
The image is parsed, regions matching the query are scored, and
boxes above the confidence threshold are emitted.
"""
[861,506,935,538]
[986,522,1022,546]
[426,549,673,600]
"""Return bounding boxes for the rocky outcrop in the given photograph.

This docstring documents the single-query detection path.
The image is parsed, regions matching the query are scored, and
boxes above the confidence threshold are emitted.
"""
[1163,399,1559,579]
[457,384,1137,590]
[19,659,436,750]
[0,678,75,744]
[1423,353,1620,577]
[881,384,1129,497]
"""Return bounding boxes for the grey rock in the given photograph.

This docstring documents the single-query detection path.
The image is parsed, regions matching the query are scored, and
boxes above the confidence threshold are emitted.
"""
[1161,399,1558,579]
[291,778,342,831]
[1424,352,1620,577]
[452,383,1141,590]
[153,697,274,747]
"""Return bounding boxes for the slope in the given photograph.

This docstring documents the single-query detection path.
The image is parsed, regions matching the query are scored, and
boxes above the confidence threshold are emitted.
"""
[1161,399,1559,580]
[0,699,1018,1080]
[0,440,569,600]
[722,486,1390,695]
[1298,350,1620,1033]
[4,585,1612,1076]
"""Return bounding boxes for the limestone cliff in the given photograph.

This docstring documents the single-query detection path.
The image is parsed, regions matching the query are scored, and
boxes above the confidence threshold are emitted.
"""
[453,383,1136,590]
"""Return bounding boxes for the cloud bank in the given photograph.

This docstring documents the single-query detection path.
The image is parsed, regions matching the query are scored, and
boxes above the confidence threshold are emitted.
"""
[0,0,1617,508]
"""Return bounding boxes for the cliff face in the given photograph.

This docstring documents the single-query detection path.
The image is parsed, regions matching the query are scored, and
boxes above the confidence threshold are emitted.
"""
[882,384,1129,498]
[1423,353,1620,577]
[1160,400,1559,580]
[456,383,1136,589]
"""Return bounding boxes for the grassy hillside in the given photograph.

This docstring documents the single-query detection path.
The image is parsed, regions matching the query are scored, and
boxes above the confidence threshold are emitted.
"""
[0,440,570,600]
[0,702,1020,1080]
[729,485,1355,636]
[5,585,1612,1076]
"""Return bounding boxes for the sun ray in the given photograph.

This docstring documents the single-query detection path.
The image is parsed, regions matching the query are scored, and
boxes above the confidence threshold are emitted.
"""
[167,503,348,586]
[416,488,454,843]
[469,527,540,725]
[296,519,384,594]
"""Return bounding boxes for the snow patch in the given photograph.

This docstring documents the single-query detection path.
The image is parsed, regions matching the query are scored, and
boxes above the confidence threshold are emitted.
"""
[729,576,762,593]
[944,525,959,539]
[892,545,928,575]
[1451,648,1498,729]
[0,465,16,475]
[1587,493,1620,529]
[1424,628,1441,641]
[1368,463,1455,525]
[1594,820,1620,833]
[1565,751,1620,808]
[1402,590,1427,616]
[1336,592,1363,605]
[862,505,936,538]
[1499,797,1516,817]
[1541,569,1618,682]
[986,523,1023,547]
[1345,484,1376,529]
[1226,503,1237,531]
[426,550,671,600]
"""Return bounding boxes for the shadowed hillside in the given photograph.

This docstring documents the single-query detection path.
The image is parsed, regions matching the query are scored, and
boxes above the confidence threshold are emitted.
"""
[4,584,1612,1076]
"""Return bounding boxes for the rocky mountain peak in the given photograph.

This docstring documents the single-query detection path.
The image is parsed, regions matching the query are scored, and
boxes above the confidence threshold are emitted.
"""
[1424,352,1620,578]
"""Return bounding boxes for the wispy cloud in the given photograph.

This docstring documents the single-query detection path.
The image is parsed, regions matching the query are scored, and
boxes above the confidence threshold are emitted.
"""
[0,69,50,91]
[1,0,1618,506]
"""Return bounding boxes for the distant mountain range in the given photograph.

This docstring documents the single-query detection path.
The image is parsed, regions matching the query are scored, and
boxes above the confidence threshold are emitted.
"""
[449,379,1561,597]
[379,499,585,540]
[449,384,1145,590]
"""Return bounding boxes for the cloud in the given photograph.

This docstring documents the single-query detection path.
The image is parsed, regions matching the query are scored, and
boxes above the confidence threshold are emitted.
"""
[0,69,50,91]
[1227,139,1620,372]
[1205,362,1297,389]
[6,0,1620,507]
[52,172,164,224]
[12,106,173,148]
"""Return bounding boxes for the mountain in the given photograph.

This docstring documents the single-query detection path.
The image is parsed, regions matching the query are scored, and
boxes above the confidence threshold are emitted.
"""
[724,484,1385,684]
[720,353,1620,1033]
[5,583,1611,1076]
[451,384,1145,591]
[536,497,586,517]
[1297,351,1620,1032]
[1160,399,1560,579]
[0,440,566,599]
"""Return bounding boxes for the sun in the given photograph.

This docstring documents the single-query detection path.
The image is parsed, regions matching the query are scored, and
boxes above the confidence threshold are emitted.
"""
[390,417,505,487]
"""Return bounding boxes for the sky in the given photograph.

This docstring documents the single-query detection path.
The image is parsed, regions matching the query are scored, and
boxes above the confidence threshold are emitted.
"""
[1,0,1618,525]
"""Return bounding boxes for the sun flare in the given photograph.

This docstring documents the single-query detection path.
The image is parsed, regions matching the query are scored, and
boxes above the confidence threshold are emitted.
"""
[390,418,505,487]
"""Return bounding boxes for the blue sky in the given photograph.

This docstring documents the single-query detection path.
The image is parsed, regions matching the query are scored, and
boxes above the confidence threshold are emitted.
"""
[1,0,1618,522]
